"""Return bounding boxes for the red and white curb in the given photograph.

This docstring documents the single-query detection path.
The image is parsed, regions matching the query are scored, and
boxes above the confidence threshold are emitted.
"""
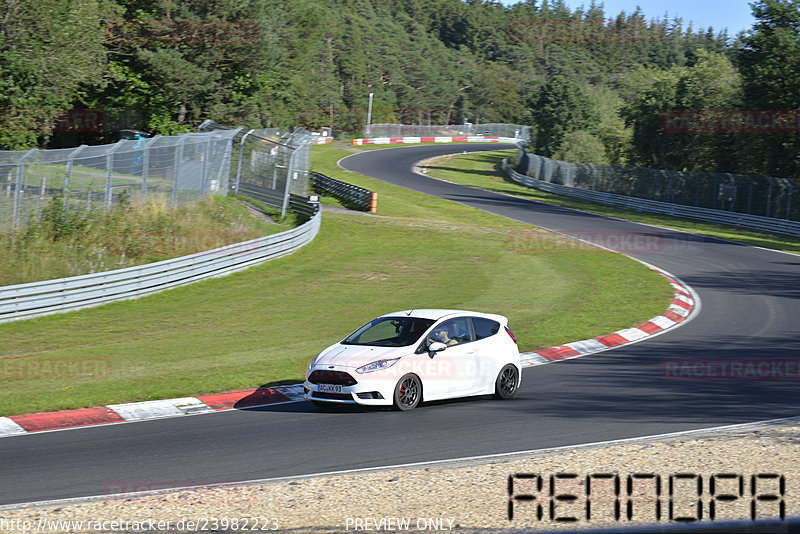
[353,136,518,145]
[0,385,306,438]
[520,266,697,367]
[0,268,696,438]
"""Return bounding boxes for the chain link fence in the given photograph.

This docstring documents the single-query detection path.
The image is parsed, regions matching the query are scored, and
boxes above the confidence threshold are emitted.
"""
[0,125,316,230]
[230,127,316,218]
[367,123,530,143]
[518,150,799,221]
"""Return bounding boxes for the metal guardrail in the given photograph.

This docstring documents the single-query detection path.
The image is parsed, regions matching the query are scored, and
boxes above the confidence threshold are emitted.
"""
[310,172,375,212]
[502,159,800,238]
[237,182,319,218]
[0,206,321,323]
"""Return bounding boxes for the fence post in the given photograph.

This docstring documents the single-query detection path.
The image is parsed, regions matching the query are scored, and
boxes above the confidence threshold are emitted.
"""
[105,141,125,210]
[281,145,295,219]
[765,176,775,218]
[217,127,241,194]
[172,135,188,206]
[64,145,88,200]
[234,129,254,195]
[12,148,37,229]
[140,135,160,201]
[200,134,213,193]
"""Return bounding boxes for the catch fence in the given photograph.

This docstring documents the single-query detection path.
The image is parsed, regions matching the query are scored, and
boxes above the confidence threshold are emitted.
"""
[517,150,799,221]
[231,128,316,218]
[0,125,316,230]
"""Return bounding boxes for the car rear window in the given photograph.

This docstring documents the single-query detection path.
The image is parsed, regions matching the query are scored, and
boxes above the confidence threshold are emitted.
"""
[472,317,500,340]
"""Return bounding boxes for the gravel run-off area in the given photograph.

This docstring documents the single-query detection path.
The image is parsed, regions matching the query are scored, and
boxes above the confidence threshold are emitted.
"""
[2,417,798,533]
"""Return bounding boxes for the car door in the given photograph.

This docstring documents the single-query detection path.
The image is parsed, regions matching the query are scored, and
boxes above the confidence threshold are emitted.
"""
[469,316,504,393]
[422,317,483,400]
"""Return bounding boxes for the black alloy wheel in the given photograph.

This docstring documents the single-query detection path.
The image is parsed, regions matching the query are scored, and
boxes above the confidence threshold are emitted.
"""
[394,374,421,411]
[494,364,519,399]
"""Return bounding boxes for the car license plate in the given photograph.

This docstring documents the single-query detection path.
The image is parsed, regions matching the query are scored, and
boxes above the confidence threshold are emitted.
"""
[318,383,342,393]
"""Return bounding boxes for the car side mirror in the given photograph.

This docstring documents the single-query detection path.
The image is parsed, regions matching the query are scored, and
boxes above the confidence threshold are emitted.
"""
[428,342,447,357]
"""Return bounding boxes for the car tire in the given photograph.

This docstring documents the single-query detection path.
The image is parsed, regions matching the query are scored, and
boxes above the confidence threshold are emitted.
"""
[393,373,422,411]
[493,364,519,399]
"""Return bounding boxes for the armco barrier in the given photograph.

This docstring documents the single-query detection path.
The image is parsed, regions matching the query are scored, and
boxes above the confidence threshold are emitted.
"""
[310,172,376,212]
[237,182,318,218]
[502,160,800,238]
[0,207,321,323]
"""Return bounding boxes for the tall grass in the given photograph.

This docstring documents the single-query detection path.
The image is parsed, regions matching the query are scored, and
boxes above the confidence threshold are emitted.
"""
[0,195,283,286]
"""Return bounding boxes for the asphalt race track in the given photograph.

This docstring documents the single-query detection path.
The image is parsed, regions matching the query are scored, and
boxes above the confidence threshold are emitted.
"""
[1,144,799,506]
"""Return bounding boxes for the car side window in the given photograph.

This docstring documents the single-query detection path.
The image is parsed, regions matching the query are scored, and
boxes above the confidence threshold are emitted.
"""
[428,318,472,346]
[472,317,500,340]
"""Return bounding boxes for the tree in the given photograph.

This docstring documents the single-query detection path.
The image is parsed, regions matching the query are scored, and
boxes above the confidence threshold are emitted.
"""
[92,0,287,133]
[529,77,599,156]
[0,0,120,148]
[737,0,800,176]
[552,130,607,163]
[620,51,741,171]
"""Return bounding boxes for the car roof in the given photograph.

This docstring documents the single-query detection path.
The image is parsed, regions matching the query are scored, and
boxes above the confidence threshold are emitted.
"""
[382,309,508,324]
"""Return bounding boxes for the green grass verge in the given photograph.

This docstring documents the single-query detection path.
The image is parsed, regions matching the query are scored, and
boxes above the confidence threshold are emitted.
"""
[421,150,800,255]
[17,162,172,190]
[0,195,289,286]
[0,145,672,416]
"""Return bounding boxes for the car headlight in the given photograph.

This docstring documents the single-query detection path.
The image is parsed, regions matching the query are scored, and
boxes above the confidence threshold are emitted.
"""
[356,358,400,374]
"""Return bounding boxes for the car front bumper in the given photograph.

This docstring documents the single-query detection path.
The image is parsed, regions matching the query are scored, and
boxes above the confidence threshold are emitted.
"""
[304,365,397,406]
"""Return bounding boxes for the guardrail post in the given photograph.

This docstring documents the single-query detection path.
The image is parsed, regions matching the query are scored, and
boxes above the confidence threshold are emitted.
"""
[12,148,37,230]
[234,129,254,195]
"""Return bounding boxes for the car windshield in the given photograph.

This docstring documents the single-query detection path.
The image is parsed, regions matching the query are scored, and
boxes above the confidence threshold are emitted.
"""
[342,317,436,347]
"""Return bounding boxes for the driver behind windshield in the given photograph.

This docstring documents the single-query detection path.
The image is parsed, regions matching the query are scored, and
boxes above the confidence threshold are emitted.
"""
[429,325,457,346]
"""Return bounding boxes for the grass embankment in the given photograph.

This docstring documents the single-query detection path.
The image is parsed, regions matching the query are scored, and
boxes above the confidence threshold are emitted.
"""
[0,144,672,416]
[0,196,288,286]
[421,150,800,254]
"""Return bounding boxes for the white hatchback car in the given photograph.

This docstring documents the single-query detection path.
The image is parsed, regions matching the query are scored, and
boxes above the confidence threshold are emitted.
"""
[304,309,521,410]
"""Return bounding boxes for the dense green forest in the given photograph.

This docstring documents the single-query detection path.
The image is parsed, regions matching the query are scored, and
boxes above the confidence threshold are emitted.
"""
[1,0,799,178]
